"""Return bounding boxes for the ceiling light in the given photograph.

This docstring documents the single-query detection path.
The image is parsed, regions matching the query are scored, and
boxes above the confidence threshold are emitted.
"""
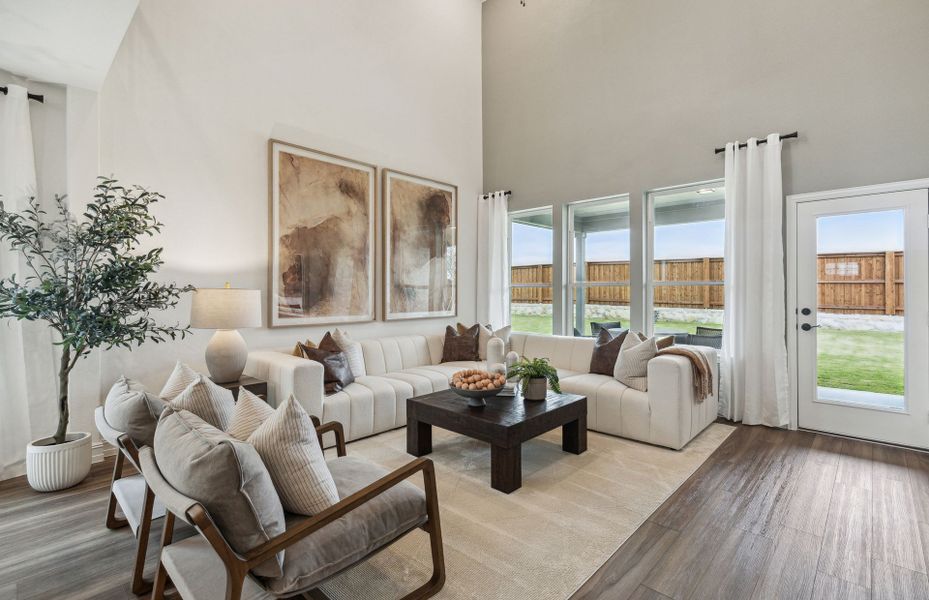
[696,188,716,195]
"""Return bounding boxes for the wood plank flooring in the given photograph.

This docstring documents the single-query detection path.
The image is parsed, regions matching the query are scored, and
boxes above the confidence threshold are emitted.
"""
[573,425,929,600]
[2,424,929,599]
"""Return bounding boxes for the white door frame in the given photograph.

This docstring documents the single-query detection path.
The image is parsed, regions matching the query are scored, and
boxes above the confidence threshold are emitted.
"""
[786,178,929,431]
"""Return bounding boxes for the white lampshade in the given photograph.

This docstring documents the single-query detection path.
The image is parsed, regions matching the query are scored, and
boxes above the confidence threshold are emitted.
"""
[190,288,262,330]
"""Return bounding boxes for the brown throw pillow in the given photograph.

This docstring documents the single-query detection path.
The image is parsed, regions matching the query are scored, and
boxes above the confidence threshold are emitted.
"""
[589,328,628,376]
[299,342,354,394]
[656,335,674,350]
[292,339,316,357]
[442,324,480,362]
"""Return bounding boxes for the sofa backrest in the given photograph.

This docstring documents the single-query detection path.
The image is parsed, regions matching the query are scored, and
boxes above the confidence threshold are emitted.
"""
[360,334,445,375]
[510,333,594,373]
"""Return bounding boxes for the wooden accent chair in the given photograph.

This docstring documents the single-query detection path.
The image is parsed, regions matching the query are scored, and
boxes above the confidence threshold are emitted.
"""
[94,407,166,595]
[139,420,446,600]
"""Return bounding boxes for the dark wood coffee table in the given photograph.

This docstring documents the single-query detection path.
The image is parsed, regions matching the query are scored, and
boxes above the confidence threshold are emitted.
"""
[406,389,587,493]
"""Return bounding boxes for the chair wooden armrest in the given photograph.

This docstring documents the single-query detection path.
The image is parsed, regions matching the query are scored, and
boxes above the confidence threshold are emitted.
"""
[180,456,445,600]
[315,421,347,457]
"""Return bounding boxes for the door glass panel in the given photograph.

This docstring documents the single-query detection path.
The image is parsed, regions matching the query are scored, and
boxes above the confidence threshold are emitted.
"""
[815,209,905,411]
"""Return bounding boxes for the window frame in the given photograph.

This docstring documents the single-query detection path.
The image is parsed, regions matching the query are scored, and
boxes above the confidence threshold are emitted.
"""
[566,194,632,337]
[644,179,726,336]
[508,206,555,334]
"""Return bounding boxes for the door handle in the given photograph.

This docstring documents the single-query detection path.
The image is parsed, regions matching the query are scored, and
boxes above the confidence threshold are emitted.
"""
[800,323,821,331]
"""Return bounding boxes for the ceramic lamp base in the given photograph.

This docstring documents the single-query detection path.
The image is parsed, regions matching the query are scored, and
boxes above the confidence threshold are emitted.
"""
[205,329,248,383]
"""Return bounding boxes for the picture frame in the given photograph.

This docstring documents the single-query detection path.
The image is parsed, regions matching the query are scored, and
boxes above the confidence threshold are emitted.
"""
[382,169,458,321]
[268,139,376,327]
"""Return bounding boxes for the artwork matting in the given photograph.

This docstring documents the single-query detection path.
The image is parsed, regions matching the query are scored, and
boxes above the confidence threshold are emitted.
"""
[382,168,458,321]
[268,139,376,327]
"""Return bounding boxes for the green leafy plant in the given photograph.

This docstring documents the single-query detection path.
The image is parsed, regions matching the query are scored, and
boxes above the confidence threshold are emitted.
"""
[0,178,193,445]
[507,356,561,393]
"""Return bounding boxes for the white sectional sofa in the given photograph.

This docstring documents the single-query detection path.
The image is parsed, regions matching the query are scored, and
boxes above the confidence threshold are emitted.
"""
[245,331,718,450]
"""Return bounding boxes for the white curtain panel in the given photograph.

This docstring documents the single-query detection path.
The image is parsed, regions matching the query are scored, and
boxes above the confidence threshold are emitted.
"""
[0,85,39,478]
[720,134,790,426]
[477,191,510,328]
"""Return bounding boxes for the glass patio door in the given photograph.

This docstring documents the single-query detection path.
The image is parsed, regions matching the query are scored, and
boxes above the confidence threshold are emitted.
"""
[795,189,929,448]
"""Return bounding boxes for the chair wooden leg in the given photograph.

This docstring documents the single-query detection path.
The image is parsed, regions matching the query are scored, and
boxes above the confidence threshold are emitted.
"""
[105,452,129,530]
[151,511,176,600]
[400,462,445,600]
[130,486,156,595]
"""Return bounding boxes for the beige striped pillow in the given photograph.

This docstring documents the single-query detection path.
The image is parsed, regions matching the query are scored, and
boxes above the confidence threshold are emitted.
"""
[170,375,235,431]
[159,362,200,401]
[248,394,339,516]
[227,388,275,441]
[614,334,658,392]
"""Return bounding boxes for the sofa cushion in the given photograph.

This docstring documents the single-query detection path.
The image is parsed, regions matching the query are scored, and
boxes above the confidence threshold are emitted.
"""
[103,376,166,447]
[170,375,236,431]
[518,334,595,373]
[300,343,354,394]
[227,388,275,440]
[332,328,367,378]
[441,324,480,362]
[359,335,436,376]
[154,407,286,577]
[159,362,200,401]
[249,395,339,516]
[615,335,658,391]
[264,455,427,595]
[588,329,628,376]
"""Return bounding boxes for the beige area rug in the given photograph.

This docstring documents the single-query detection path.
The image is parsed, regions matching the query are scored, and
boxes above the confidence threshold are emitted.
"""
[318,423,735,600]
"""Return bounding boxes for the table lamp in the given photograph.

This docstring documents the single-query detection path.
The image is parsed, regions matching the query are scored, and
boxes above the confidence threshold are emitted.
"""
[190,284,262,383]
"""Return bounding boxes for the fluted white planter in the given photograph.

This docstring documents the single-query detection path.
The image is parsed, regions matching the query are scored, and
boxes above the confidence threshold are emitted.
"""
[26,432,92,492]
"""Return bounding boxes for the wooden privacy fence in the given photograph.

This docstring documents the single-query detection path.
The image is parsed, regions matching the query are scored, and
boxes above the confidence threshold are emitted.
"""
[511,251,904,315]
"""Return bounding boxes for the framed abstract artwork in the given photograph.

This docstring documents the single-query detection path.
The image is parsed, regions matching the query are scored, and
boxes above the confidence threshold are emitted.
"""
[382,169,458,320]
[268,139,376,327]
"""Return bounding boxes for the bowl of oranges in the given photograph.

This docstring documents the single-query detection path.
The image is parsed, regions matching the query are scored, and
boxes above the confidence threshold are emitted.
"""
[449,368,507,407]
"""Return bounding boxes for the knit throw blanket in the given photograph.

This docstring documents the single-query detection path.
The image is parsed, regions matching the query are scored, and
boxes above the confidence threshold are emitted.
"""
[657,345,715,402]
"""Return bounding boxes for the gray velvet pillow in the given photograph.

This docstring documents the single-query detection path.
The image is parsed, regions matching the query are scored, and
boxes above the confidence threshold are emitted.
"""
[154,407,286,577]
[103,376,166,447]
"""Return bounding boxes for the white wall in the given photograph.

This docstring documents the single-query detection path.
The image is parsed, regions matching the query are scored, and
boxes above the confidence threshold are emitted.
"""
[92,1,483,395]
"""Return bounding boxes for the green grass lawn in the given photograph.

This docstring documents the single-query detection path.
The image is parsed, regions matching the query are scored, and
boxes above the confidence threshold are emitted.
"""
[510,314,904,395]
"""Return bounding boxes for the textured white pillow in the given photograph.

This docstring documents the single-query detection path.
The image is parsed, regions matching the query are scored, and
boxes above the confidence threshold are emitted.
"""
[159,362,200,401]
[248,394,339,516]
[478,325,511,360]
[170,375,236,431]
[615,335,658,392]
[227,388,275,441]
[332,328,366,378]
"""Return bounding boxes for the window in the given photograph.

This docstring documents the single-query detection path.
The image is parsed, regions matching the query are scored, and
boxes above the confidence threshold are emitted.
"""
[646,181,725,336]
[567,195,630,337]
[509,207,554,334]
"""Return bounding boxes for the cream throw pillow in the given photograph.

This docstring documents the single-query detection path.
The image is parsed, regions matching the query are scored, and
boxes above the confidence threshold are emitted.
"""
[227,388,276,441]
[332,328,366,378]
[248,394,339,516]
[170,375,236,431]
[159,362,200,401]
[614,334,658,392]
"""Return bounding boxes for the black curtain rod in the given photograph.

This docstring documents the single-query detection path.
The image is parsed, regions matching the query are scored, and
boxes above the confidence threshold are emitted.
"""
[481,190,512,199]
[714,131,797,155]
[0,86,45,103]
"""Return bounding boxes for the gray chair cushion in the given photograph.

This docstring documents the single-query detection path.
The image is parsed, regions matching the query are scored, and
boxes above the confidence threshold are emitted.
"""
[263,456,427,595]
[112,473,166,534]
[162,535,274,600]
[154,407,286,578]
[103,376,166,448]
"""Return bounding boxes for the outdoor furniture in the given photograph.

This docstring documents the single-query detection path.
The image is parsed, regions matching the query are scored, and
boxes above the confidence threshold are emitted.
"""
[688,334,722,349]
[590,320,622,337]
[94,406,166,595]
[695,326,722,337]
[407,389,587,493]
[140,419,445,600]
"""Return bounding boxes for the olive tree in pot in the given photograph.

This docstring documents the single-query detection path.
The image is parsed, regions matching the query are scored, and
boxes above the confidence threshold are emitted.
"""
[0,178,192,492]
[507,356,561,401]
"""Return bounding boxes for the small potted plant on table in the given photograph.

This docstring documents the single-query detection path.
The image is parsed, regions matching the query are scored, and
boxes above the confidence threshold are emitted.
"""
[508,356,561,401]
[0,178,192,491]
